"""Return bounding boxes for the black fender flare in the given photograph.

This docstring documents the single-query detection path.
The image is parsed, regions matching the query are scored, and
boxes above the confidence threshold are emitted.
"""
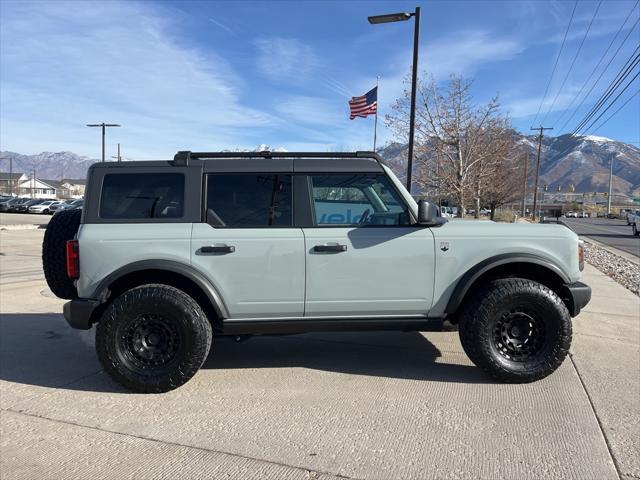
[91,260,229,319]
[444,253,571,314]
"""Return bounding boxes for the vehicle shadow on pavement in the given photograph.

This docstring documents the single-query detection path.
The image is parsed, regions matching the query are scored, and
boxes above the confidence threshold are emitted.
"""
[0,314,494,393]
[0,313,120,394]
[205,331,495,384]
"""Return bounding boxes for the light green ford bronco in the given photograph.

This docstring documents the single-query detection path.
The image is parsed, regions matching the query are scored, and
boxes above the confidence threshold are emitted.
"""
[42,151,591,393]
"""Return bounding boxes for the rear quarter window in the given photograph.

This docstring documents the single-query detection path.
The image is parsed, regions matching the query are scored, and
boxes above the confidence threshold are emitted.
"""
[100,173,184,219]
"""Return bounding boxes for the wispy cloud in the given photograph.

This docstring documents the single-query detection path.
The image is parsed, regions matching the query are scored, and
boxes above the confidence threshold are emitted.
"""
[424,30,524,79]
[208,17,237,36]
[253,37,319,83]
[0,1,273,157]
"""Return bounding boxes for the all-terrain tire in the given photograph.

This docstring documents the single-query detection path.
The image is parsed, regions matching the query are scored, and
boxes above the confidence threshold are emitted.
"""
[42,209,82,299]
[459,278,572,383]
[96,284,212,393]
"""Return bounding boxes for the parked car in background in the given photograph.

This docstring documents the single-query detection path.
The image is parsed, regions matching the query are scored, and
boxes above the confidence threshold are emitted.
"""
[580,211,590,218]
[54,198,84,214]
[6,197,31,212]
[566,211,578,218]
[0,197,28,212]
[14,199,45,213]
[628,209,640,236]
[29,201,61,214]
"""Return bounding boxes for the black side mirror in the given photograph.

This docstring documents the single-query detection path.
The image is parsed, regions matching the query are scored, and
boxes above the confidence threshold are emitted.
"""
[417,200,446,226]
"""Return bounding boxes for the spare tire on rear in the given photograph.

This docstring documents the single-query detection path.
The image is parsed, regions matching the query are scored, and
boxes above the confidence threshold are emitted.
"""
[43,209,82,299]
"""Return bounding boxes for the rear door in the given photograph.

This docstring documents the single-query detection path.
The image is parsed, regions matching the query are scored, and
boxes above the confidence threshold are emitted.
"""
[191,172,305,319]
[301,173,435,317]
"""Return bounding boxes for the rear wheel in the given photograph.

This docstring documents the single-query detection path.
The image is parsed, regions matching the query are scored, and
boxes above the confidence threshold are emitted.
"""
[459,278,572,383]
[96,284,212,393]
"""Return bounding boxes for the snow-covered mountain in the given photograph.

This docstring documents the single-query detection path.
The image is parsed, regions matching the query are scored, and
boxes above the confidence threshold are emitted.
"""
[2,137,638,196]
[0,145,289,181]
[378,134,640,197]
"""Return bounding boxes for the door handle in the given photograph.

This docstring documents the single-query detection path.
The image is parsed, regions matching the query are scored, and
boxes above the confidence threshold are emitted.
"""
[313,243,347,253]
[200,244,235,254]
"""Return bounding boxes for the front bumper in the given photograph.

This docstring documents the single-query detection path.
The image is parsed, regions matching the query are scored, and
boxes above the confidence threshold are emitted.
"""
[63,299,100,330]
[563,282,592,317]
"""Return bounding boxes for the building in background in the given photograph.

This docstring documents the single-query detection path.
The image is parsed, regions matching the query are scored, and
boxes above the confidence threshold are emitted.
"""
[0,172,28,195]
[61,178,86,198]
[16,178,61,199]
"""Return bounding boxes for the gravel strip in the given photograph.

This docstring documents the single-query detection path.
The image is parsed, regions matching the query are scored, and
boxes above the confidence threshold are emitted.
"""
[584,241,640,296]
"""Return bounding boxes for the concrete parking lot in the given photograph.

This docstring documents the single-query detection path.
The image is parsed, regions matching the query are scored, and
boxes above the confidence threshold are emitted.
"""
[1,228,638,480]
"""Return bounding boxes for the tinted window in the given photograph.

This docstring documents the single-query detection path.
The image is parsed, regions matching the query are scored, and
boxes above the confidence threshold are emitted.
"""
[206,174,293,227]
[100,173,184,219]
[311,174,410,226]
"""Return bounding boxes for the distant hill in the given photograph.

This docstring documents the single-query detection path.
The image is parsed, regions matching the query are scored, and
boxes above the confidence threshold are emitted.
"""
[2,135,639,197]
[0,151,96,181]
[378,134,640,197]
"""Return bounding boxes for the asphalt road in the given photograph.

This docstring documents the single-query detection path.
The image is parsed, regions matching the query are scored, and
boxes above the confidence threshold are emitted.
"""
[1,229,638,480]
[0,212,51,226]
[560,217,640,258]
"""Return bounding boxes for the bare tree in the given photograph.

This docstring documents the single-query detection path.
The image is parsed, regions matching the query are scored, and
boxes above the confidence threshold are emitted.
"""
[482,155,523,220]
[386,75,513,217]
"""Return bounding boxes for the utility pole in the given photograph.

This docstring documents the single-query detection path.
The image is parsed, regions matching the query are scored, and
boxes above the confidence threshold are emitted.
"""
[8,156,13,196]
[31,169,36,199]
[607,156,614,215]
[111,143,122,162]
[521,153,529,216]
[530,126,553,221]
[87,123,121,162]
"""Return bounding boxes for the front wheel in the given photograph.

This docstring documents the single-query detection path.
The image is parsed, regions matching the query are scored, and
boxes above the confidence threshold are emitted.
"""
[96,284,212,393]
[459,278,572,383]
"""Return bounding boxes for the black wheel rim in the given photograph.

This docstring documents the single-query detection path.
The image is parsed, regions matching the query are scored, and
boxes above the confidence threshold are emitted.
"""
[119,314,181,371]
[493,309,545,362]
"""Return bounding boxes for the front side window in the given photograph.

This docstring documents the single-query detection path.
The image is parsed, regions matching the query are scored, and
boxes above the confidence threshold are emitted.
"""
[311,174,411,226]
[100,173,184,219]
[206,174,293,227]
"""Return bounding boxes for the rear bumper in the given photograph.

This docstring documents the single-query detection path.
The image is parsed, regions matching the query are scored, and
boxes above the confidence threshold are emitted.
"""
[563,282,592,317]
[63,299,100,330]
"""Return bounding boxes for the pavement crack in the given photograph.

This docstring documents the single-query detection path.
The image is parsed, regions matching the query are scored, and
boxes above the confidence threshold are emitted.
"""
[569,353,624,480]
[1,409,358,480]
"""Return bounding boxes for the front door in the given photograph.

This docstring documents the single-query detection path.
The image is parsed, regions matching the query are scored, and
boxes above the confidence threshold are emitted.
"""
[191,173,305,319]
[302,173,435,317]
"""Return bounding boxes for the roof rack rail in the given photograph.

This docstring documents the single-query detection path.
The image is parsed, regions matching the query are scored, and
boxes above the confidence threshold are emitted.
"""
[172,150,384,165]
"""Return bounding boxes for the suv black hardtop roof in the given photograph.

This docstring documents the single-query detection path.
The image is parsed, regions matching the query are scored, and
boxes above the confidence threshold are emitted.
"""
[88,151,390,172]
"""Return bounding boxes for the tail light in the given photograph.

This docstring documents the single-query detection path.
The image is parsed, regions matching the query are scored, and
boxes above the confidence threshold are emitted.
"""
[578,241,584,272]
[66,239,79,279]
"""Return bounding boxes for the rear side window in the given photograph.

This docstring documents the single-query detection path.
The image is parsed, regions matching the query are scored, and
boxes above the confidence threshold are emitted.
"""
[100,173,184,219]
[206,174,293,227]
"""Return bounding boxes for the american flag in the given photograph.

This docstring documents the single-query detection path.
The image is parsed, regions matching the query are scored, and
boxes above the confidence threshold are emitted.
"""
[349,87,377,120]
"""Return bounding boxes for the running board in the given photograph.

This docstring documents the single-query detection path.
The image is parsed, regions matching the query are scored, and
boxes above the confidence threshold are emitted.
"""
[222,317,444,335]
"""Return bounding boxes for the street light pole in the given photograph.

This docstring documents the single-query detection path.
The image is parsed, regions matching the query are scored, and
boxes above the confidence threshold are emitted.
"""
[607,156,614,215]
[87,123,121,162]
[368,7,421,193]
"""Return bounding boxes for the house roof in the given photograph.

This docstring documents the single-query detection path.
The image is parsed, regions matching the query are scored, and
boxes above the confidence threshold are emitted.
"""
[41,179,64,189]
[0,172,26,181]
[62,178,87,185]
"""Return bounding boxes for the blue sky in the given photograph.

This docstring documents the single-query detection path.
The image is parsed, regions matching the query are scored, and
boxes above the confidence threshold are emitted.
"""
[0,0,638,159]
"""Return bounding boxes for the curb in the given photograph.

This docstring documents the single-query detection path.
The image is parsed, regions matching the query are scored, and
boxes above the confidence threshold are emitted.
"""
[0,224,41,231]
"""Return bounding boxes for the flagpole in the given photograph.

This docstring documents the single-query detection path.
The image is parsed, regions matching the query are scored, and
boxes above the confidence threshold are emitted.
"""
[373,76,379,152]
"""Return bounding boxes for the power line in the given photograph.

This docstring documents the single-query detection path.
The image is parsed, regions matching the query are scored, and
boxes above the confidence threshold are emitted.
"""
[572,49,640,134]
[592,89,640,133]
[554,0,639,129]
[531,0,578,128]
[558,15,640,133]
[580,70,640,134]
[541,0,603,125]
